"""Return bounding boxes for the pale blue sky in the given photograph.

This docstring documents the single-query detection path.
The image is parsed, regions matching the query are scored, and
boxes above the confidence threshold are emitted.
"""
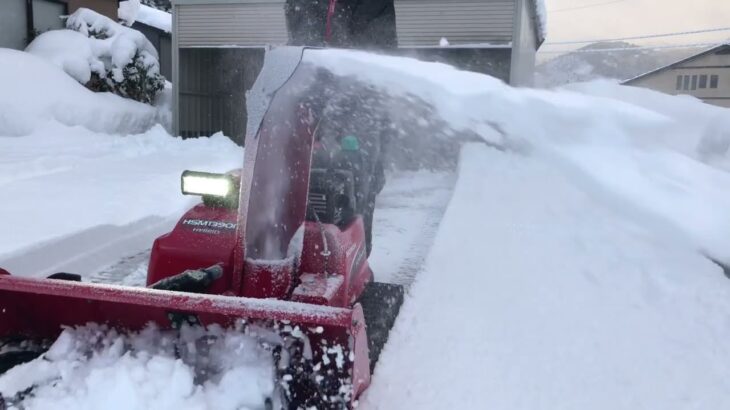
[543,0,730,48]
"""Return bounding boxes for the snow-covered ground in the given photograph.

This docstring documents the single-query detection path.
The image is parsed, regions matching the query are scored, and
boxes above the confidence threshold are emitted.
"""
[0,124,241,277]
[362,144,730,409]
[370,171,455,285]
[3,45,730,409]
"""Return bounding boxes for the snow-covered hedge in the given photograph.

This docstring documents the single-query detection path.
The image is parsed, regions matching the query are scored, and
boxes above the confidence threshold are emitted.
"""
[25,8,164,104]
[0,49,158,136]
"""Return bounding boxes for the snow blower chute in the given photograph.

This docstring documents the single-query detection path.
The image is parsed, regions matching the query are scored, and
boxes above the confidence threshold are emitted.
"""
[0,48,403,408]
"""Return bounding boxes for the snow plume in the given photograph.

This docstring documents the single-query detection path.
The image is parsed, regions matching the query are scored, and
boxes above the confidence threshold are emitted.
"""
[305,48,730,265]
[0,324,275,410]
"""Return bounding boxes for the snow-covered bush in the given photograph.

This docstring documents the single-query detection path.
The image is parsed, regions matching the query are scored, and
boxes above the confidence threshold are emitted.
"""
[25,8,164,104]
[118,0,141,26]
[0,49,158,136]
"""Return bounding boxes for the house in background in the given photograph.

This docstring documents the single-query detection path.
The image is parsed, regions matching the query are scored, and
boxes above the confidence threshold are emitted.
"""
[624,44,730,108]
[1,0,172,80]
[0,1,125,50]
[171,0,545,141]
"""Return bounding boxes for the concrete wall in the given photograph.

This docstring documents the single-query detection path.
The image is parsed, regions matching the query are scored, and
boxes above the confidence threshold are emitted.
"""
[33,0,67,32]
[509,0,537,86]
[628,49,730,108]
[0,0,70,50]
[0,0,29,50]
[68,0,118,18]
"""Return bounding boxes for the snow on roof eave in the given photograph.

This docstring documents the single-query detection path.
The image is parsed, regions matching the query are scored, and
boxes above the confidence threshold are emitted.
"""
[135,4,171,33]
[623,43,730,84]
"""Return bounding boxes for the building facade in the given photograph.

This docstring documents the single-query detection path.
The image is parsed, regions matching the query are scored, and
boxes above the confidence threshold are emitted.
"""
[0,0,125,51]
[171,0,545,141]
[624,44,730,108]
[1,0,173,81]
[1,0,69,50]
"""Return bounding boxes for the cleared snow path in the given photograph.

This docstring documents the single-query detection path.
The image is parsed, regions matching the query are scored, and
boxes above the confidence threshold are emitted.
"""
[361,144,730,410]
[370,171,455,286]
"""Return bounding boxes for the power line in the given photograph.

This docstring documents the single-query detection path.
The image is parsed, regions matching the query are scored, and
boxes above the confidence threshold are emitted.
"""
[539,42,724,54]
[548,0,627,14]
[545,26,730,45]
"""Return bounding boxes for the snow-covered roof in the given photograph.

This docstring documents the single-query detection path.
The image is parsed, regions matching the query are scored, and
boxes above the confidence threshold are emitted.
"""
[623,43,730,84]
[136,5,172,33]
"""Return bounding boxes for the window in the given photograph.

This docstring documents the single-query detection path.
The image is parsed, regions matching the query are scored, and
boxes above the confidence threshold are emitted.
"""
[683,75,690,90]
[691,75,698,90]
[676,75,683,90]
[699,75,708,89]
[710,75,719,88]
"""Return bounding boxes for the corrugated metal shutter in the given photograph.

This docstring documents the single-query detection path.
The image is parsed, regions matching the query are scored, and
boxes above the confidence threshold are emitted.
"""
[395,0,514,47]
[177,2,288,47]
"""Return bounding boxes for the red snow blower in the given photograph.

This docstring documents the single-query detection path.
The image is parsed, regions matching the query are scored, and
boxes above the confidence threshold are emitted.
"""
[0,48,403,409]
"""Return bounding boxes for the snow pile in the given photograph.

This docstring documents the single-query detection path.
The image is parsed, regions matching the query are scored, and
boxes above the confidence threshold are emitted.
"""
[0,49,158,136]
[0,324,275,410]
[567,79,730,164]
[136,5,172,32]
[66,8,159,82]
[26,8,164,103]
[118,0,142,26]
[362,144,730,409]
[24,29,99,84]
[307,49,730,265]
[0,123,242,275]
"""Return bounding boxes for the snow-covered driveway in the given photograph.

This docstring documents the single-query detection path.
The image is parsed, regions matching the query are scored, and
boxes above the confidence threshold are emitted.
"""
[0,125,242,277]
[363,144,730,409]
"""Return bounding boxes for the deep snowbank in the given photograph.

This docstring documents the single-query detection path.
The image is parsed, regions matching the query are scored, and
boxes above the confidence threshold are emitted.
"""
[308,49,730,264]
[362,144,730,409]
[0,49,158,136]
[566,79,730,165]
